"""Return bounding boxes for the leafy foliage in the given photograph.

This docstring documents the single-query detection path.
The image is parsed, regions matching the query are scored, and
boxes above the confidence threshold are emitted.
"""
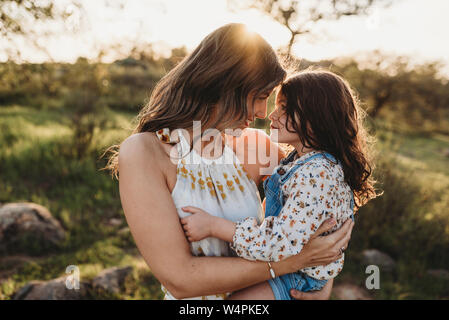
[229,0,391,54]
[0,47,448,299]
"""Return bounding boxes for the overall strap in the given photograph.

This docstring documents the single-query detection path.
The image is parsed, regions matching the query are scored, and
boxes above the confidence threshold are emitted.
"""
[279,152,337,184]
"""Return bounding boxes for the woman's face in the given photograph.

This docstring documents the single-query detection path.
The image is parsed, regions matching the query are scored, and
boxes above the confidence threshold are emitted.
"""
[230,90,272,133]
[246,90,272,126]
[268,91,300,144]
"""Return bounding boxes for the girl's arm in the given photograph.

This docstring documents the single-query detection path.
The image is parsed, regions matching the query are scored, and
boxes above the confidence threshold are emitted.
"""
[118,134,351,299]
[181,197,267,242]
[231,161,347,280]
[181,161,348,280]
[180,206,236,242]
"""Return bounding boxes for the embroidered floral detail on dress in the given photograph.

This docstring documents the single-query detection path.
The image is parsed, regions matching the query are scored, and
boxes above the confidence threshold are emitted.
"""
[156,128,177,143]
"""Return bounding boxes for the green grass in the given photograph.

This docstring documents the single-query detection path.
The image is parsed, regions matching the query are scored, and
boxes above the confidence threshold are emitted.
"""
[1,104,448,299]
[0,104,162,299]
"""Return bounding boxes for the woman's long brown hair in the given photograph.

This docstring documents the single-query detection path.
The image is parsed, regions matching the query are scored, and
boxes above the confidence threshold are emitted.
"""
[103,23,286,179]
[280,69,377,208]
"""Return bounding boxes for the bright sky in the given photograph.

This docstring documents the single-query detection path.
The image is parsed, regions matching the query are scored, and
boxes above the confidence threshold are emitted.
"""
[3,0,449,72]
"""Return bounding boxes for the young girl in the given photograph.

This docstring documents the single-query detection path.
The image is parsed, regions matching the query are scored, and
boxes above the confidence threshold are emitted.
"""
[180,69,376,300]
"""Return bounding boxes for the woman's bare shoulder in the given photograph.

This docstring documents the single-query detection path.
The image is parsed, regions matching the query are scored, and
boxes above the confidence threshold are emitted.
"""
[119,132,166,167]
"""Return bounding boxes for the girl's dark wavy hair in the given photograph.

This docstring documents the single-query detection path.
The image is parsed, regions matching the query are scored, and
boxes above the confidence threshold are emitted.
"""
[280,69,377,208]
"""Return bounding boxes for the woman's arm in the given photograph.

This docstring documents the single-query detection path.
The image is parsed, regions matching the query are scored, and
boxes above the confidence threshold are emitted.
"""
[119,133,353,299]
[118,134,298,299]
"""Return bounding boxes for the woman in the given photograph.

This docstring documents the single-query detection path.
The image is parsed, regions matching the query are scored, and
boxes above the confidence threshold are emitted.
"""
[105,23,354,300]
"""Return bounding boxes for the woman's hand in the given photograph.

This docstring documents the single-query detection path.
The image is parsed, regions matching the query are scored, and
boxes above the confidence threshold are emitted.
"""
[303,218,354,267]
[279,218,354,273]
[180,206,216,242]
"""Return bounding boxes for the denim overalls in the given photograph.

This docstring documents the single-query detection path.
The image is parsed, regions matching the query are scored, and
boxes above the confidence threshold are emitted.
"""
[263,150,355,300]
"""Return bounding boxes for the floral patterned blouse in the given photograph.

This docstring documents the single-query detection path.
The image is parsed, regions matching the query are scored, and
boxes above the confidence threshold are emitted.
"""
[230,151,354,280]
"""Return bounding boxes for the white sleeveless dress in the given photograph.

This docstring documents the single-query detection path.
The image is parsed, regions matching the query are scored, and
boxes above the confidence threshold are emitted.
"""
[157,128,264,300]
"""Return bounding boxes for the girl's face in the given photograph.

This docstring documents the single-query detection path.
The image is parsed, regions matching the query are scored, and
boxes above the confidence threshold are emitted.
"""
[268,91,300,144]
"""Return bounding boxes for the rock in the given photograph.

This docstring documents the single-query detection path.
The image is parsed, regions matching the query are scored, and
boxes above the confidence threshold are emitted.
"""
[361,249,396,272]
[92,266,133,294]
[0,203,65,254]
[13,276,91,300]
[426,269,449,279]
[333,283,373,300]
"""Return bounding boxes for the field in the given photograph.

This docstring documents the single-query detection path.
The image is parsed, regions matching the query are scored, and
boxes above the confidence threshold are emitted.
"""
[1,104,448,300]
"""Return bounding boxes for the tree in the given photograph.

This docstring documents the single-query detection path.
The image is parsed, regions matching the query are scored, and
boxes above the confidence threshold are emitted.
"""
[228,0,391,55]
[334,53,449,133]
[62,58,112,158]
[1,0,54,37]
[0,0,82,60]
[335,53,408,118]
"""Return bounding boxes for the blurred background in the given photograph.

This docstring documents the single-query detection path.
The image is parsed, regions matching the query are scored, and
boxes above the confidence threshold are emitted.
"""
[0,0,448,300]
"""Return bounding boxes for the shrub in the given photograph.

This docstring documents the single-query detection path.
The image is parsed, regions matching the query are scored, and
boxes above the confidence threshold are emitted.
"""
[353,154,449,268]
